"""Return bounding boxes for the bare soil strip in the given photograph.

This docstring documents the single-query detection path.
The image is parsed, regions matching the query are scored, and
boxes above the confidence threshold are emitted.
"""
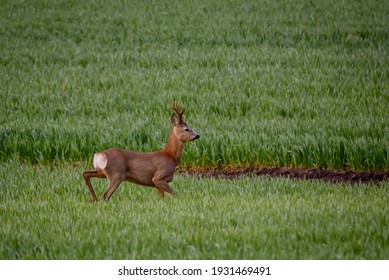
[178,166,389,185]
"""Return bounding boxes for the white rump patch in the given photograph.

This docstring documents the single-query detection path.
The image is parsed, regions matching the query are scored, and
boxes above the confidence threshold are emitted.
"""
[93,152,107,170]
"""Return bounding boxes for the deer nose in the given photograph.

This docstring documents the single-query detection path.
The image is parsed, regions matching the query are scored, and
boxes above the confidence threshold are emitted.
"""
[194,134,200,140]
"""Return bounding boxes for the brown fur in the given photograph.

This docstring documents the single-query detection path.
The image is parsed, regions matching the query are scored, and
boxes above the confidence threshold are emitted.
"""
[83,102,199,201]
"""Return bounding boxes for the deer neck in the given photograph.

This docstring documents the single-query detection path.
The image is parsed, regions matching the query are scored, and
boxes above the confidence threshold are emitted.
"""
[162,129,184,165]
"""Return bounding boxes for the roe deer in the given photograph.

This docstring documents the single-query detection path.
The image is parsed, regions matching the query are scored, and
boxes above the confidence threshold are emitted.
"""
[82,102,199,201]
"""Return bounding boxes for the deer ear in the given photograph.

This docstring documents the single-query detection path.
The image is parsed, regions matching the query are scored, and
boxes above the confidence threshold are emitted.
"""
[171,113,181,126]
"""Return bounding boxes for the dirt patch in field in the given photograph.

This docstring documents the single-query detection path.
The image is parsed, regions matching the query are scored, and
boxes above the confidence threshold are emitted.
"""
[178,166,389,185]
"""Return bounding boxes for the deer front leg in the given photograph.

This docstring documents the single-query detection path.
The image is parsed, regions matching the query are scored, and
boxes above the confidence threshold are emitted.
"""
[155,187,165,197]
[152,177,174,197]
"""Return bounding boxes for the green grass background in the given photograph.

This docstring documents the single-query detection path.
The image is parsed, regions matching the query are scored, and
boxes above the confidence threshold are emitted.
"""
[1,163,388,259]
[1,0,388,259]
[1,0,388,169]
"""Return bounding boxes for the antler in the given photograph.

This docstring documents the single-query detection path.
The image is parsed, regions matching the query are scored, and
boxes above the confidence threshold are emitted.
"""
[171,101,185,122]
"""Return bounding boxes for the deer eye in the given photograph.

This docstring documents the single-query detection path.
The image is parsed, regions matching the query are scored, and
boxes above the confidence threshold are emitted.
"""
[184,128,189,132]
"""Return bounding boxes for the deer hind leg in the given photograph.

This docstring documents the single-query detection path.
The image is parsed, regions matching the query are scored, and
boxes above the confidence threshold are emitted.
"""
[83,170,106,201]
[103,175,125,201]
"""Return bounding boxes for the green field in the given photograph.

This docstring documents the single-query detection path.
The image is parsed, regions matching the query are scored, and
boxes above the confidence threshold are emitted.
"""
[1,0,388,259]
[1,163,388,259]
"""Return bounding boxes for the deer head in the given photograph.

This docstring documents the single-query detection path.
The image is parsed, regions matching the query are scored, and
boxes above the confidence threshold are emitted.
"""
[171,102,199,142]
